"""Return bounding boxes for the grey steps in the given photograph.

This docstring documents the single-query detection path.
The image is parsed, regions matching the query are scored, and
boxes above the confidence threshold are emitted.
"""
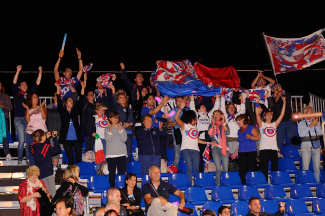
[0,194,18,202]
[0,209,21,216]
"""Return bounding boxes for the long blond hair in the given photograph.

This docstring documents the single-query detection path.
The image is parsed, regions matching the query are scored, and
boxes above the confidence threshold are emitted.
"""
[63,165,80,181]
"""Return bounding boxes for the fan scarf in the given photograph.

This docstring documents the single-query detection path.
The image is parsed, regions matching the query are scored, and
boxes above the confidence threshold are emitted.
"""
[57,77,76,98]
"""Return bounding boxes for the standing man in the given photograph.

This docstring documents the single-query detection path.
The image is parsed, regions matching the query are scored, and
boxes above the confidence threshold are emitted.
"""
[142,166,186,216]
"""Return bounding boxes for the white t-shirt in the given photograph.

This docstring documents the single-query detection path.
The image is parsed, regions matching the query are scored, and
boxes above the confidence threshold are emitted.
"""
[260,122,278,150]
[181,124,200,152]
[94,115,109,138]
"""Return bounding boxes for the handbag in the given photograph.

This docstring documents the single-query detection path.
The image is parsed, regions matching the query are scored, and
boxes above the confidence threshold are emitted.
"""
[52,182,79,206]
[305,120,321,149]
[120,189,143,216]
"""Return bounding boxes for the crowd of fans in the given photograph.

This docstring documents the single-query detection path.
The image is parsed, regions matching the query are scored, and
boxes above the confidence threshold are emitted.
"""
[0,49,322,216]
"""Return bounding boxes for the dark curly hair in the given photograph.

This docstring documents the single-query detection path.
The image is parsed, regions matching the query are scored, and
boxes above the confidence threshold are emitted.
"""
[180,110,197,124]
[235,114,250,125]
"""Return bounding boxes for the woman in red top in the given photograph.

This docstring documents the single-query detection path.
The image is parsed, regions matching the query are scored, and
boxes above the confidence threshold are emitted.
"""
[18,165,50,216]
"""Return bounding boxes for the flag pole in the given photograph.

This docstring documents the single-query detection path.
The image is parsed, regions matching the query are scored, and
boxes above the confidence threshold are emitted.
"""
[260,32,279,84]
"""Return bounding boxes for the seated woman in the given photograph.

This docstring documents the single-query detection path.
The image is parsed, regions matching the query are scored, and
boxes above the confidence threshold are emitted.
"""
[18,165,51,216]
[120,173,144,216]
[52,165,89,216]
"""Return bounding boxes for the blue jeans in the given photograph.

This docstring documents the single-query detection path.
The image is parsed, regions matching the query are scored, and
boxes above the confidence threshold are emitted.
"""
[211,147,229,185]
[138,155,161,177]
[26,133,35,166]
[3,118,10,156]
[277,120,297,149]
[301,144,320,182]
[14,117,29,161]
[172,135,181,169]
[182,149,200,184]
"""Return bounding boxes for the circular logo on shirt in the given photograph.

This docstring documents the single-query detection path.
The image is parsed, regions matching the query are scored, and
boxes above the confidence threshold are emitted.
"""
[264,127,276,137]
[188,128,199,139]
[99,120,108,128]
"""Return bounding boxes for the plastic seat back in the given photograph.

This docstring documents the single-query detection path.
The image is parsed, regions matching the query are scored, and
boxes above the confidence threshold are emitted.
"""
[166,148,174,162]
[231,200,249,216]
[313,198,325,214]
[115,174,126,189]
[88,175,110,193]
[291,184,313,199]
[221,172,242,186]
[101,190,107,206]
[245,171,267,185]
[212,186,235,201]
[281,146,300,158]
[202,201,223,214]
[296,170,317,184]
[185,187,208,203]
[76,162,97,179]
[142,174,150,186]
[168,173,191,188]
[265,185,287,200]
[238,185,261,201]
[270,171,292,185]
[127,161,141,176]
[317,184,325,198]
[320,169,325,183]
[194,172,217,188]
[178,160,187,174]
[278,158,297,171]
[260,199,279,214]
[285,199,309,215]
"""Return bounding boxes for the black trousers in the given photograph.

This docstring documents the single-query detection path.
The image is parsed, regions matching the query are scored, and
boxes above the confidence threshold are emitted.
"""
[106,156,127,188]
[238,151,257,184]
[199,143,207,172]
[63,140,82,165]
[260,149,278,182]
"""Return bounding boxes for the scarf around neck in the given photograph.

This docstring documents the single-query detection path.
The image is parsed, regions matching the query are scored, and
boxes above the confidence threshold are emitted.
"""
[26,178,42,211]
[213,121,228,156]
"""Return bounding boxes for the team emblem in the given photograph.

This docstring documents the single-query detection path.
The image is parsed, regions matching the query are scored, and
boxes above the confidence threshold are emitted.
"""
[264,127,276,137]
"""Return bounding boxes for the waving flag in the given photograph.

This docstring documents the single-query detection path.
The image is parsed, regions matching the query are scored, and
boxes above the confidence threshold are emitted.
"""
[96,73,116,88]
[57,77,76,98]
[83,63,93,74]
[264,29,325,74]
[194,63,240,88]
[203,143,210,172]
[94,136,105,164]
[247,89,267,102]
[151,59,220,97]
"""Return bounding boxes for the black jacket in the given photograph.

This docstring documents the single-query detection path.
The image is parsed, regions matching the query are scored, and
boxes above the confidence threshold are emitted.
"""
[57,94,84,144]
[136,127,167,155]
[246,210,284,216]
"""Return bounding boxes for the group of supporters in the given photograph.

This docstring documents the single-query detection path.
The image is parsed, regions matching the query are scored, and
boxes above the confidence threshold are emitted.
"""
[0,48,322,216]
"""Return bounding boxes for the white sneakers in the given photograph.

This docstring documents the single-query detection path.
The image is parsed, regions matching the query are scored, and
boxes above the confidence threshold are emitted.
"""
[6,154,12,161]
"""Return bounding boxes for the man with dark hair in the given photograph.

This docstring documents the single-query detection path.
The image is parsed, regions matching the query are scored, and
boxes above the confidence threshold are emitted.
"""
[247,197,285,216]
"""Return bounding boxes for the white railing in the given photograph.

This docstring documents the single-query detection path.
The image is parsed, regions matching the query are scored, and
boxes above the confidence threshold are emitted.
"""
[291,95,304,114]
[309,92,325,113]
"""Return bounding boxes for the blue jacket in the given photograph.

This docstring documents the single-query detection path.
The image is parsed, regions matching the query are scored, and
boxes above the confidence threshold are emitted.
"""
[30,137,61,179]
[136,127,167,156]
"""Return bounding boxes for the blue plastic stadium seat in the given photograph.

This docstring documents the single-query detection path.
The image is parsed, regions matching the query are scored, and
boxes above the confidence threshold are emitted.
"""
[185,187,209,205]
[127,161,142,178]
[178,160,187,174]
[313,198,325,215]
[220,172,243,189]
[278,158,297,174]
[238,185,261,201]
[166,148,174,162]
[260,199,279,214]
[285,199,314,216]
[101,190,107,206]
[169,194,180,205]
[317,184,325,198]
[264,185,290,202]
[281,146,302,163]
[142,174,150,186]
[295,170,321,187]
[231,200,249,216]
[178,203,198,216]
[115,174,126,189]
[132,137,138,148]
[88,175,110,193]
[194,172,217,190]
[291,184,317,202]
[76,162,97,179]
[169,173,191,191]
[245,171,268,189]
[270,171,293,188]
[211,186,236,204]
[320,169,325,183]
[8,130,14,143]
[202,201,223,214]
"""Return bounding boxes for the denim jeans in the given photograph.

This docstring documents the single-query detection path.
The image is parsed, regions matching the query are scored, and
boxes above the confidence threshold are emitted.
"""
[172,135,181,169]
[301,144,320,182]
[138,154,161,177]
[211,147,229,185]
[3,118,10,156]
[14,117,29,162]
[277,120,297,149]
[182,149,200,184]
[26,133,35,166]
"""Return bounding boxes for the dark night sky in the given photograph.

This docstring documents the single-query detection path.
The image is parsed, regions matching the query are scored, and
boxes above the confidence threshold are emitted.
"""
[1,2,325,102]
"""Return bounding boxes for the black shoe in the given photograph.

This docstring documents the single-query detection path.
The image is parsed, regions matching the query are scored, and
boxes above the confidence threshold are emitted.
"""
[179,207,194,215]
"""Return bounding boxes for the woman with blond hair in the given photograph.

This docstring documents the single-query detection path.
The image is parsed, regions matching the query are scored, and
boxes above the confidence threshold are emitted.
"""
[52,165,89,216]
[18,165,51,216]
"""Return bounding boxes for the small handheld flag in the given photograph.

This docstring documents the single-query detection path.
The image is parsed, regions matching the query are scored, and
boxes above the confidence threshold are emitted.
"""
[83,63,93,74]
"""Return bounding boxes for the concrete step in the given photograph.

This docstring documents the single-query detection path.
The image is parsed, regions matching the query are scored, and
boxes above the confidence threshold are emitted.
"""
[0,193,18,202]
[0,164,29,173]
[0,209,21,216]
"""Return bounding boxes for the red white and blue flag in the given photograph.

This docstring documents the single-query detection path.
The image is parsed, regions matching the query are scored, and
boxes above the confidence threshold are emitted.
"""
[264,29,325,74]
[57,77,77,98]
[203,143,210,171]
[96,73,116,88]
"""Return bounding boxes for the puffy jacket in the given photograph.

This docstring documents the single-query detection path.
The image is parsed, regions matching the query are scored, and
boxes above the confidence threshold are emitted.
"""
[136,127,167,156]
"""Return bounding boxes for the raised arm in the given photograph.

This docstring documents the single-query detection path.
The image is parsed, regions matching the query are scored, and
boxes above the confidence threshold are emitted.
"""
[120,62,134,91]
[255,104,263,129]
[251,73,260,89]
[149,95,169,115]
[275,96,286,127]
[13,65,22,84]
[40,100,47,120]
[238,94,246,114]
[76,48,83,81]
[208,94,219,115]
[35,66,42,85]
[220,95,227,121]
[261,73,276,88]
[189,95,198,116]
[54,51,63,82]
[175,101,185,130]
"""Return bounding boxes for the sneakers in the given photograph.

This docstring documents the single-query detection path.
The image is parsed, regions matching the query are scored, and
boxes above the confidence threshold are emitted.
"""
[6,154,12,161]
[53,165,58,171]
[18,161,23,166]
